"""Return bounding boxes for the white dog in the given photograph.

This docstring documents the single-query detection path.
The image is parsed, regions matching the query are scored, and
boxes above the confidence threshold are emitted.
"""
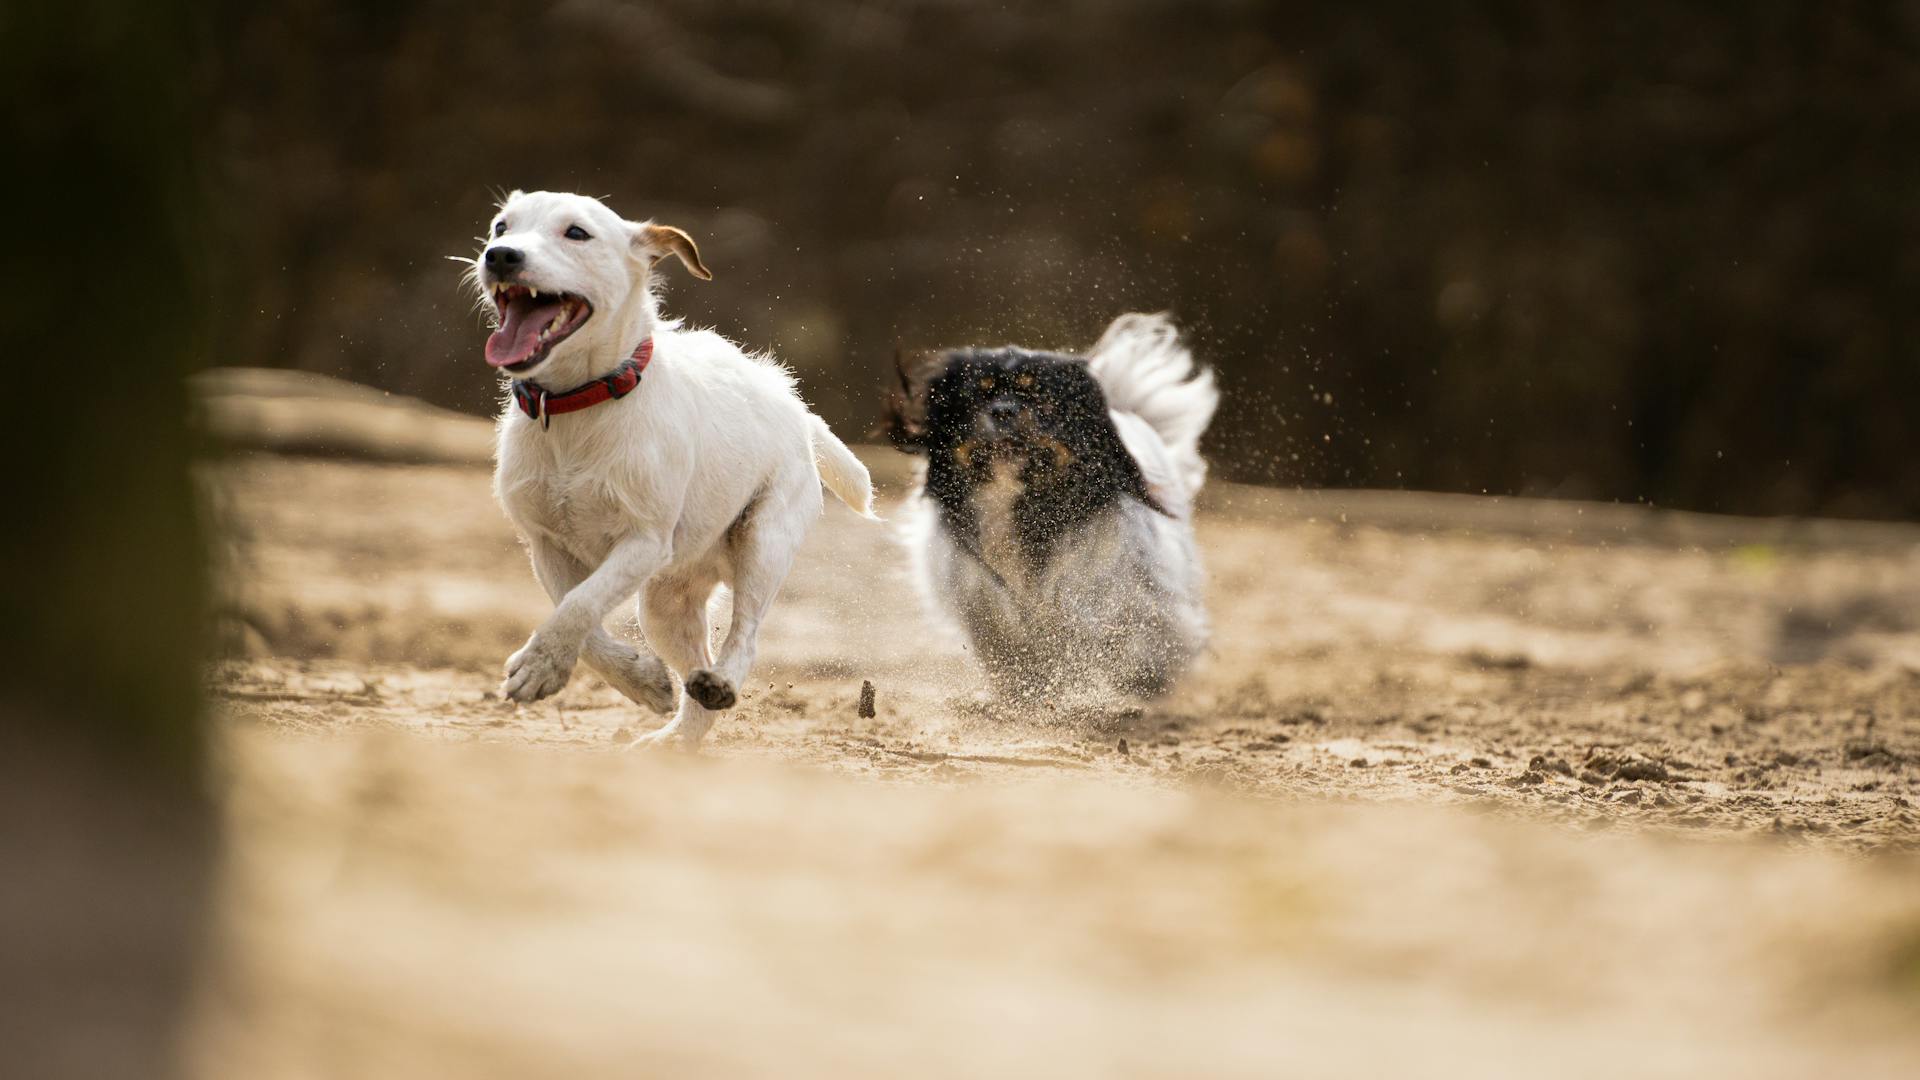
[467,190,874,749]
[888,313,1217,705]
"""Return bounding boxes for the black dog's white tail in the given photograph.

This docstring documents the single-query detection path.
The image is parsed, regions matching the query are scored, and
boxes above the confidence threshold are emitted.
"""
[1086,313,1219,494]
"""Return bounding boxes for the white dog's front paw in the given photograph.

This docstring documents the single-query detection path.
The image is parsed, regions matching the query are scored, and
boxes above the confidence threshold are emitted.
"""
[501,633,578,703]
[588,640,677,714]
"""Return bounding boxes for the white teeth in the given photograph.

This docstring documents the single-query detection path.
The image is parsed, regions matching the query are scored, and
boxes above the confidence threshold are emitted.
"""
[527,286,540,299]
[547,314,565,334]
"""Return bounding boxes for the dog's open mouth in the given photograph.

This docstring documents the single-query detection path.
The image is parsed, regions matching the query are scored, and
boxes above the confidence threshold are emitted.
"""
[485,284,592,372]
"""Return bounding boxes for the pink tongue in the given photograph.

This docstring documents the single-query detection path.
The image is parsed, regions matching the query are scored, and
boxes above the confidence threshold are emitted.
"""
[486,295,567,367]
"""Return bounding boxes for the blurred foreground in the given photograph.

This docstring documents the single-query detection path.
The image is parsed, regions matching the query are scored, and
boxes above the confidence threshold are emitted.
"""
[192,728,1919,1078]
[187,376,1920,1076]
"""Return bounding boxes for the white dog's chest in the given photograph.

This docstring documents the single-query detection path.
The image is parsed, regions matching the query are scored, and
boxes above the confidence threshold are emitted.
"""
[498,444,637,564]
[526,480,618,556]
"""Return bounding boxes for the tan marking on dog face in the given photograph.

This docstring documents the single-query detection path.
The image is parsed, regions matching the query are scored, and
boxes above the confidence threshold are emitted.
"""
[1039,436,1074,470]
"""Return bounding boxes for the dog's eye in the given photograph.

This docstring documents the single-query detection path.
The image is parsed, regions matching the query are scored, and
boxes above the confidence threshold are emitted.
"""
[565,225,591,241]
[977,376,995,391]
[1014,373,1035,389]
[493,221,507,237]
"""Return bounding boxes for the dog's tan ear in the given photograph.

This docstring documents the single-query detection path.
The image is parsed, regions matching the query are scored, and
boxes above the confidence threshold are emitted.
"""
[631,222,712,280]
[883,347,947,452]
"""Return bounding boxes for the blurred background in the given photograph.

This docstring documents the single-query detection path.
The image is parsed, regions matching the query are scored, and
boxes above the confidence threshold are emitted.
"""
[205,0,1920,519]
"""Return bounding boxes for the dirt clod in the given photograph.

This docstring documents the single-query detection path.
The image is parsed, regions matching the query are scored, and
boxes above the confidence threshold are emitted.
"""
[1613,759,1671,783]
[1845,740,1907,769]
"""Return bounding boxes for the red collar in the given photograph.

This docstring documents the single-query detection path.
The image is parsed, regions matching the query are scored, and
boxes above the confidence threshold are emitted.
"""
[512,338,654,428]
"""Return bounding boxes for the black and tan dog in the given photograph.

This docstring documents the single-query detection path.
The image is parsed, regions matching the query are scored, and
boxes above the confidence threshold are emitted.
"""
[888,313,1218,704]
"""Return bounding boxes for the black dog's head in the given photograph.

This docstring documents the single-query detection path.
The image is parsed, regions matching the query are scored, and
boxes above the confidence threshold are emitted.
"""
[895,346,1112,466]
[889,346,1166,567]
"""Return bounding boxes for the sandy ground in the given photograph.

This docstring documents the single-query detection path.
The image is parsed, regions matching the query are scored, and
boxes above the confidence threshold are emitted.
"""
[192,422,1920,1076]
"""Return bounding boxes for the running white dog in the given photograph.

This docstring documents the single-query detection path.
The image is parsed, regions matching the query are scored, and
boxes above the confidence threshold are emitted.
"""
[467,190,874,749]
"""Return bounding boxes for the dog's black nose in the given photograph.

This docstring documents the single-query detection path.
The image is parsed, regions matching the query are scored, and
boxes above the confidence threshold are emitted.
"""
[986,399,1022,425]
[484,246,525,272]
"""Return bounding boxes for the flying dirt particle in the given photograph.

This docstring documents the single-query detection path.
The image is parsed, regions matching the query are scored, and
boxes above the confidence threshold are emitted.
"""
[1508,770,1547,787]
[857,680,876,719]
[1470,757,1493,768]
[1117,738,1130,757]
[1527,754,1574,777]
[610,726,636,745]
[1349,757,1369,768]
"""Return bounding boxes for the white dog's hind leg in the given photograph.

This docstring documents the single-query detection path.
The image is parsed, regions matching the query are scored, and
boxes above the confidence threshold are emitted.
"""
[525,538,676,713]
[631,579,723,750]
[699,488,809,709]
[504,533,669,703]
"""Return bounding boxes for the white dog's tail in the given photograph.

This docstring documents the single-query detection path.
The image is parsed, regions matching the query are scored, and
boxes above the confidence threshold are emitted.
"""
[808,414,878,519]
[1086,312,1219,493]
